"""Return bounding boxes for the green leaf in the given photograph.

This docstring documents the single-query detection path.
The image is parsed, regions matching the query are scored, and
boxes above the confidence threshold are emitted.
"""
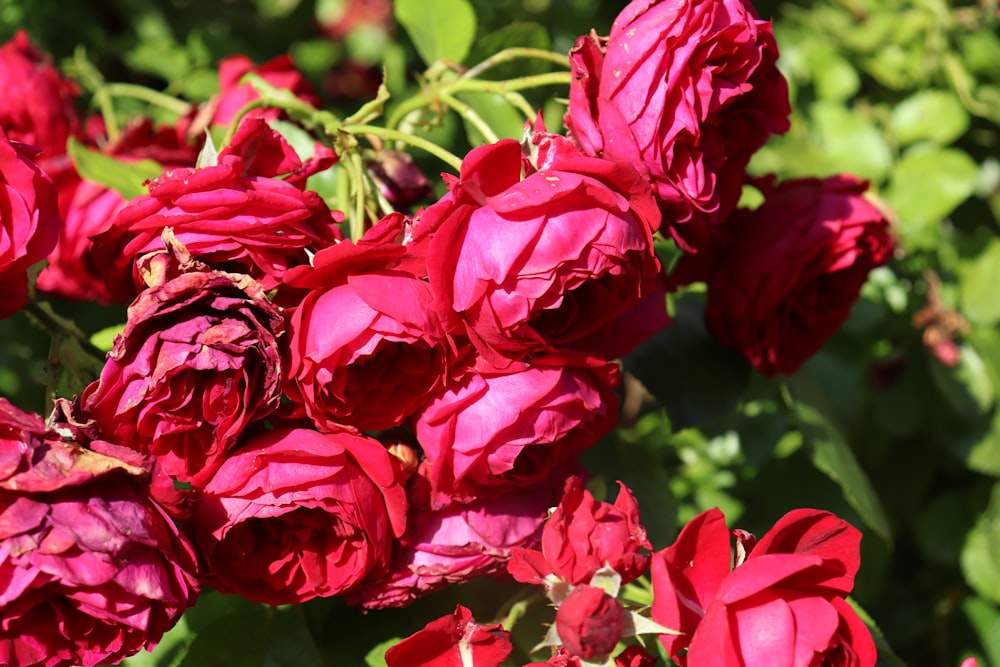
[364,637,400,667]
[395,0,477,66]
[846,597,908,667]
[67,137,164,201]
[890,90,970,147]
[787,381,892,544]
[928,343,996,419]
[961,483,1000,605]
[959,239,1000,325]
[808,101,892,182]
[466,22,551,79]
[962,596,1000,667]
[89,323,125,353]
[883,147,979,250]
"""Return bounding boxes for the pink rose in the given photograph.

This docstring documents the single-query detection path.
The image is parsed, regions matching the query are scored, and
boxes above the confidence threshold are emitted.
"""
[651,507,876,666]
[0,399,200,667]
[81,241,284,493]
[415,356,619,506]
[0,31,79,164]
[509,477,650,587]
[283,214,455,432]
[672,174,894,375]
[565,0,790,252]
[385,605,512,667]
[90,118,341,303]
[36,118,198,303]
[555,585,626,660]
[193,427,408,605]
[0,129,62,319]
[415,135,661,364]
[348,468,568,609]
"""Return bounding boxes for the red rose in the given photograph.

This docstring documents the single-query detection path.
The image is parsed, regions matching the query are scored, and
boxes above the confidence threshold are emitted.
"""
[565,0,790,252]
[36,119,198,303]
[0,31,79,163]
[81,241,284,494]
[415,136,661,364]
[672,174,893,375]
[651,507,876,666]
[0,129,62,319]
[555,585,625,660]
[415,356,619,506]
[192,427,408,605]
[90,118,341,303]
[385,605,512,667]
[0,399,200,667]
[283,214,454,432]
[509,477,650,587]
[211,54,321,127]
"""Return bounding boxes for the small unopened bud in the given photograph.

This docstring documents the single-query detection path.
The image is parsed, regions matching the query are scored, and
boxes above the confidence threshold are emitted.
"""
[555,584,625,660]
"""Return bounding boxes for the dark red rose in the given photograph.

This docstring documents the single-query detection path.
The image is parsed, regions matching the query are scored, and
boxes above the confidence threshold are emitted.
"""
[672,174,893,375]
[385,605,512,667]
[193,427,408,605]
[81,240,284,493]
[211,54,321,127]
[565,0,791,252]
[555,585,626,660]
[0,129,62,319]
[414,135,662,365]
[651,507,876,667]
[0,399,200,667]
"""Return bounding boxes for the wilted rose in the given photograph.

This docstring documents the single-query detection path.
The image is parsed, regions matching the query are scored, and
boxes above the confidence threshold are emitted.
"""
[385,605,512,667]
[509,477,650,587]
[81,241,284,493]
[565,0,790,252]
[0,398,200,667]
[414,136,661,364]
[651,507,876,666]
[90,118,342,303]
[0,128,62,319]
[193,427,407,605]
[415,355,619,506]
[672,174,893,376]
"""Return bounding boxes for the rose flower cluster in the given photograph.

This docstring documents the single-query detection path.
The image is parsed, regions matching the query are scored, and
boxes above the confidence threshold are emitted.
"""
[0,0,895,663]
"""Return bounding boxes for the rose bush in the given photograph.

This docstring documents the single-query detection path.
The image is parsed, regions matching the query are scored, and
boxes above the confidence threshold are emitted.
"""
[671,174,894,375]
[565,0,790,251]
[0,398,200,667]
[192,426,408,605]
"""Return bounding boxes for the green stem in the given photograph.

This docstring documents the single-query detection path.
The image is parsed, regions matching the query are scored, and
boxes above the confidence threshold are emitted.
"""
[341,124,463,172]
[462,47,570,79]
[347,152,368,242]
[23,301,106,362]
[439,91,499,143]
[221,99,270,147]
[106,83,193,115]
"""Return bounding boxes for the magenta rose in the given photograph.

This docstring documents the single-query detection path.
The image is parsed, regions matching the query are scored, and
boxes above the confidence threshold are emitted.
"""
[0,31,79,164]
[81,241,284,493]
[90,118,342,303]
[414,355,619,506]
[672,174,894,375]
[565,0,790,252]
[0,128,62,319]
[37,118,198,303]
[414,135,661,364]
[385,605,512,667]
[509,476,650,588]
[651,507,876,666]
[348,468,568,609]
[0,399,200,667]
[283,214,455,432]
[193,427,408,605]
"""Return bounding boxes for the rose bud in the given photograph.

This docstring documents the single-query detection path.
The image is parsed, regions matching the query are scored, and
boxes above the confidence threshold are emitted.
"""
[565,0,791,252]
[414,354,619,507]
[81,239,285,496]
[413,136,661,365]
[672,174,893,376]
[192,427,407,605]
[368,150,433,209]
[555,585,626,660]
[509,477,650,588]
[90,117,342,304]
[0,398,200,667]
[0,128,62,320]
[385,605,512,667]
